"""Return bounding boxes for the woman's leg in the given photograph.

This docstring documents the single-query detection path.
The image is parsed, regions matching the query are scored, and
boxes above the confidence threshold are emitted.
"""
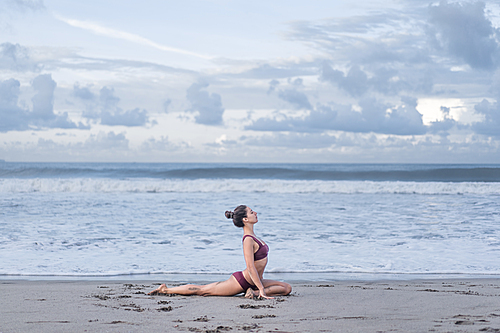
[148,283,205,296]
[148,275,244,296]
[245,279,292,298]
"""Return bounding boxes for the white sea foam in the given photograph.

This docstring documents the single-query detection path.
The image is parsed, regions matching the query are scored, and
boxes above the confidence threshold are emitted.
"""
[1,178,499,195]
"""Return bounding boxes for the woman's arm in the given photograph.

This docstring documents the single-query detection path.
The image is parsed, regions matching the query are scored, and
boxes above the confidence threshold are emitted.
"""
[243,237,272,299]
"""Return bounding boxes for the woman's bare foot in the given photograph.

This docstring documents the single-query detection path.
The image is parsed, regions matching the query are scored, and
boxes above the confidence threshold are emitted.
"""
[244,288,257,299]
[148,283,169,295]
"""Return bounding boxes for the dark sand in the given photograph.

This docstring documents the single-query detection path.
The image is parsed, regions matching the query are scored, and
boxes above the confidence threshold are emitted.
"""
[1,279,500,332]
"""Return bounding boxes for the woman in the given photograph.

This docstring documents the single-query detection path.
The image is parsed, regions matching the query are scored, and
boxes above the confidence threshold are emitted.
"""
[148,205,291,299]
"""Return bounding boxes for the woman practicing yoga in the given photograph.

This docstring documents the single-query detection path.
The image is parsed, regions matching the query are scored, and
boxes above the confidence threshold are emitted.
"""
[148,205,291,299]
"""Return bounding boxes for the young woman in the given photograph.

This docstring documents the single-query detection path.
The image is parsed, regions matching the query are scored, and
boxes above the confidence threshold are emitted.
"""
[148,205,291,299]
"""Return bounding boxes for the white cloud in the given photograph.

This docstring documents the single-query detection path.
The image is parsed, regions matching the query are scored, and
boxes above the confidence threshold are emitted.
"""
[473,98,500,136]
[277,88,312,110]
[0,43,41,72]
[73,85,153,127]
[185,81,225,126]
[140,136,186,152]
[246,97,429,136]
[54,14,212,60]
[427,1,499,70]
[0,74,85,132]
[0,78,28,132]
[6,0,44,11]
[244,132,336,149]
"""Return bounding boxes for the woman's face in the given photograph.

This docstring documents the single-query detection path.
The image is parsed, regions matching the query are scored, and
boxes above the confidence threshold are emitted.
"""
[244,207,258,224]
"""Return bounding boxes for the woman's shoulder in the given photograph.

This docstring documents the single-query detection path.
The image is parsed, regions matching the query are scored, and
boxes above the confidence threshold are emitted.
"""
[242,234,263,245]
[242,234,258,243]
[242,234,256,241]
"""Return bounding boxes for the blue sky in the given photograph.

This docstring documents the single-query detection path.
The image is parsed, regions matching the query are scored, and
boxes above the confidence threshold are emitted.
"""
[1,0,500,163]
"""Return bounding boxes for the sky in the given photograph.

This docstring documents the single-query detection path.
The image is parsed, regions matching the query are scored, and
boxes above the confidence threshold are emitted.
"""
[1,0,500,163]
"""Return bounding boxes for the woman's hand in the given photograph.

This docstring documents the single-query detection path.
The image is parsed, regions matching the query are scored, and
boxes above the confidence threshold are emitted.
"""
[259,289,274,300]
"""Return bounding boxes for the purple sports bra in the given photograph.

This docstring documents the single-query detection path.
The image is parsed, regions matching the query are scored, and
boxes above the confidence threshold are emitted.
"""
[243,235,269,261]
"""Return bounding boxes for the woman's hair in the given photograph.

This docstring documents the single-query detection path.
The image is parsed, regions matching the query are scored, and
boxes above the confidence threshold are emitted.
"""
[225,205,247,228]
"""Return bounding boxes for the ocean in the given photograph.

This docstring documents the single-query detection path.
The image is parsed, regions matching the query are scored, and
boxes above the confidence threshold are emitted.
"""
[1,162,499,281]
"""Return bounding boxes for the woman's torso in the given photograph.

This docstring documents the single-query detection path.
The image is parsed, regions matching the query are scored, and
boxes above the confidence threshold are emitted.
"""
[242,234,268,279]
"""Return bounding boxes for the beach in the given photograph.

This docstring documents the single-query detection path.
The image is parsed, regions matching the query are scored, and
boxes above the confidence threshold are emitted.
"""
[2,279,500,332]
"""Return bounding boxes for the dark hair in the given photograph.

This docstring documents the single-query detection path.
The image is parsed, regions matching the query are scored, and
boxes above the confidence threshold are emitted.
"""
[225,205,247,228]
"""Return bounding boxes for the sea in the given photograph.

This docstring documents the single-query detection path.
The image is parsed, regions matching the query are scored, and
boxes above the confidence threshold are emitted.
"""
[1,162,499,282]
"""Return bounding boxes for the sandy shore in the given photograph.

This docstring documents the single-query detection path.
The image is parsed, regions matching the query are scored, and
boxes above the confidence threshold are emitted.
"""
[1,279,500,332]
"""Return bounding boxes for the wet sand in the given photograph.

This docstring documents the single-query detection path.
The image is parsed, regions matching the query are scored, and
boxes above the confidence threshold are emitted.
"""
[1,279,500,332]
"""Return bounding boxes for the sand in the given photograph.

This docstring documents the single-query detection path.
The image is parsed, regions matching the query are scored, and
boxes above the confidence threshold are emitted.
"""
[1,279,500,332]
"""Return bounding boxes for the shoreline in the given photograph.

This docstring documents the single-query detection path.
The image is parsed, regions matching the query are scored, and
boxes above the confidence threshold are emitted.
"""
[2,271,500,282]
[2,279,500,332]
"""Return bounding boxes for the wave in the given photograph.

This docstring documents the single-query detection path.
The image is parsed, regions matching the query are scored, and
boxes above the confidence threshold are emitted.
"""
[1,163,500,182]
[1,178,499,194]
[1,270,499,279]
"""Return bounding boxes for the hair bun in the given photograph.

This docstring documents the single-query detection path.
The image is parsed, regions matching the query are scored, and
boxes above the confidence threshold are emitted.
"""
[225,211,234,219]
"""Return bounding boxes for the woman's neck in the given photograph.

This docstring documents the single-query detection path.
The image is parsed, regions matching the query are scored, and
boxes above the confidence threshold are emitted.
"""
[243,225,255,235]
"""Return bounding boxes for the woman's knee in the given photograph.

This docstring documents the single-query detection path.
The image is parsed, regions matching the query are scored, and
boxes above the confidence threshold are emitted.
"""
[284,283,292,295]
[199,285,213,296]
[269,282,292,295]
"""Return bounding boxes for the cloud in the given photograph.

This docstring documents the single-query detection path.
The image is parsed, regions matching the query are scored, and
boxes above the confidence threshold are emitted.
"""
[246,96,427,135]
[0,78,29,131]
[82,131,129,150]
[53,55,195,74]
[205,134,238,147]
[1,0,44,31]
[0,74,85,132]
[163,99,172,113]
[100,108,149,127]
[243,132,336,149]
[73,83,95,101]
[55,14,211,60]
[31,74,56,121]
[280,0,499,145]
[320,62,434,97]
[1,131,192,162]
[11,131,131,161]
[0,43,41,72]
[238,131,500,163]
[1,39,201,77]
[284,2,500,98]
[267,79,279,94]
[140,136,187,152]
[360,96,426,135]
[1,42,195,76]
[266,77,312,110]
[321,64,369,97]
[32,75,85,129]
[32,74,85,129]
[427,106,459,137]
[230,62,319,80]
[73,85,153,127]
[285,10,431,66]
[186,81,225,125]
[472,98,500,136]
[6,0,44,11]
[277,88,312,110]
[427,1,499,70]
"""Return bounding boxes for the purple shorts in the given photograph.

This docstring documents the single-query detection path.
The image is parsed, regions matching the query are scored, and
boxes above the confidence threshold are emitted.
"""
[232,271,258,291]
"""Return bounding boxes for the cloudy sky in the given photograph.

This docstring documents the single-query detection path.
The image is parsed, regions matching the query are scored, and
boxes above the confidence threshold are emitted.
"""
[1,0,500,163]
